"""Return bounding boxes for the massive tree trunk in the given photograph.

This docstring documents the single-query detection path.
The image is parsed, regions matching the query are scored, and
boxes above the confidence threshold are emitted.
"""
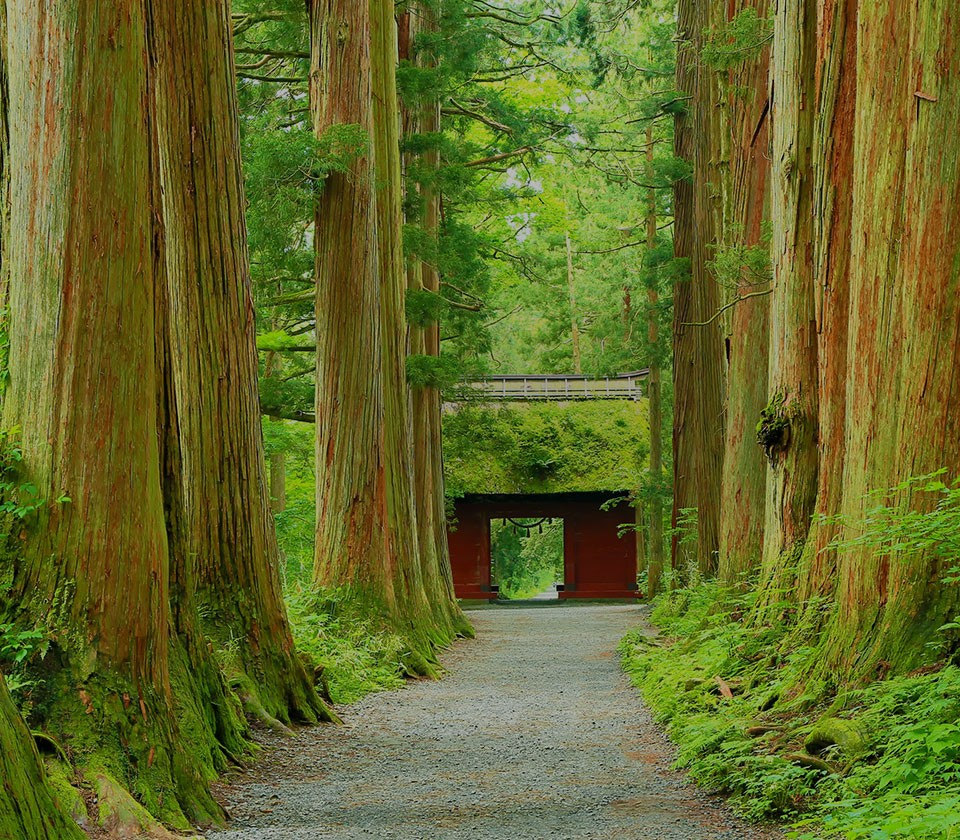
[0,675,83,840]
[2,3,219,823]
[672,0,726,579]
[716,0,772,587]
[150,0,330,725]
[818,0,960,677]
[793,0,857,605]
[310,0,392,602]
[310,0,444,669]
[757,0,819,597]
[0,10,81,836]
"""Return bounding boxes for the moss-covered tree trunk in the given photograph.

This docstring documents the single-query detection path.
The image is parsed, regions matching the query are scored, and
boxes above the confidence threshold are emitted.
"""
[672,0,726,578]
[0,675,83,839]
[818,0,960,677]
[757,0,819,598]
[150,0,331,726]
[0,9,81,835]
[2,2,220,823]
[717,0,771,586]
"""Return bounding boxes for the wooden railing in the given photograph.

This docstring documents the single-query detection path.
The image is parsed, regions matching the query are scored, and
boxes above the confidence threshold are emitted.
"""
[452,370,649,403]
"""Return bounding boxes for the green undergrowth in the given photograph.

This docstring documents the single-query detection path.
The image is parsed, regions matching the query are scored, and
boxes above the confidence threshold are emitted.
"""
[274,482,443,704]
[285,585,411,705]
[620,583,960,838]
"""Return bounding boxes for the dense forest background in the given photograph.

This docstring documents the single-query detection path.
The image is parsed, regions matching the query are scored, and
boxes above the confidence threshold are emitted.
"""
[1,0,959,838]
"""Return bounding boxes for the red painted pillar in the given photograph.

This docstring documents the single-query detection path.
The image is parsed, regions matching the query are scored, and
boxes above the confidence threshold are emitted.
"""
[447,502,494,599]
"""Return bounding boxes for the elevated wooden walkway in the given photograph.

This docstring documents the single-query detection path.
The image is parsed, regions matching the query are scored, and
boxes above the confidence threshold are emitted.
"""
[456,370,648,403]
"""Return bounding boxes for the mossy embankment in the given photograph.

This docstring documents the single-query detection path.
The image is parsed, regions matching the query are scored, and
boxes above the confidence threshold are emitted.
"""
[621,584,960,838]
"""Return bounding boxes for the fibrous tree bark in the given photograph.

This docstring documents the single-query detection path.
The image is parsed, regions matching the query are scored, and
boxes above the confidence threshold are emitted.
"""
[310,0,393,603]
[673,0,726,579]
[818,0,960,677]
[757,0,819,598]
[0,10,81,835]
[2,2,222,823]
[371,0,440,665]
[716,0,772,587]
[310,0,449,668]
[399,3,473,641]
[792,0,857,606]
[150,0,331,727]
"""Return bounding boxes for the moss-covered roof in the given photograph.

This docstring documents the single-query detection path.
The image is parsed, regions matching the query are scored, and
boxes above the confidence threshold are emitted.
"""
[442,401,649,496]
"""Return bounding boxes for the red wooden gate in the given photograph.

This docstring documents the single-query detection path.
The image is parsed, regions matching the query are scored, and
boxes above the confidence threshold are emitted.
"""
[447,492,640,600]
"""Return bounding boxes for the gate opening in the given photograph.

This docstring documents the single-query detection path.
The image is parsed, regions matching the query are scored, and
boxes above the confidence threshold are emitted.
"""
[490,517,564,600]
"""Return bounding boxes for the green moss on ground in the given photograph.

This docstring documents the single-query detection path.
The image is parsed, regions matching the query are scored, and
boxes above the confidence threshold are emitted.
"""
[620,583,960,839]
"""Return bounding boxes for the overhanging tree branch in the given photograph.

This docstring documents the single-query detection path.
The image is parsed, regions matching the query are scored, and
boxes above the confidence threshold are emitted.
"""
[680,289,772,328]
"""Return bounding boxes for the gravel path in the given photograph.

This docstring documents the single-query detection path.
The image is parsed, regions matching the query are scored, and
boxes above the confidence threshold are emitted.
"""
[210,604,782,840]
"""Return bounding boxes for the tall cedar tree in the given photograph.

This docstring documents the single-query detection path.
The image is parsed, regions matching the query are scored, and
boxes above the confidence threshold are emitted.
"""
[149,0,331,728]
[1,0,327,826]
[399,3,473,641]
[716,0,772,587]
[0,4,84,836]
[309,0,458,667]
[682,0,960,682]
[2,1,214,824]
[672,0,726,578]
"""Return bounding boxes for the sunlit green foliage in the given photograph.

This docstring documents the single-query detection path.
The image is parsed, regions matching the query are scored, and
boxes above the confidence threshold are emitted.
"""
[701,8,774,71]
[443,401,649,495]
[491,518,563,599]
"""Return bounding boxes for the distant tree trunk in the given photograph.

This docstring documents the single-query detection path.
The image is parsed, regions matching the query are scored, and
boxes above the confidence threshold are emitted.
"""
[756,0,819,599]
[270,452,287,513]
[150,0,330,725]
[672,0,726,579]
[645,125,664,597]
[400,5,472,640]
[0,675,83,839]
[2,2,220,821]
[566,232,583,375]
[717,0,771,586]
[818,0,960,677]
